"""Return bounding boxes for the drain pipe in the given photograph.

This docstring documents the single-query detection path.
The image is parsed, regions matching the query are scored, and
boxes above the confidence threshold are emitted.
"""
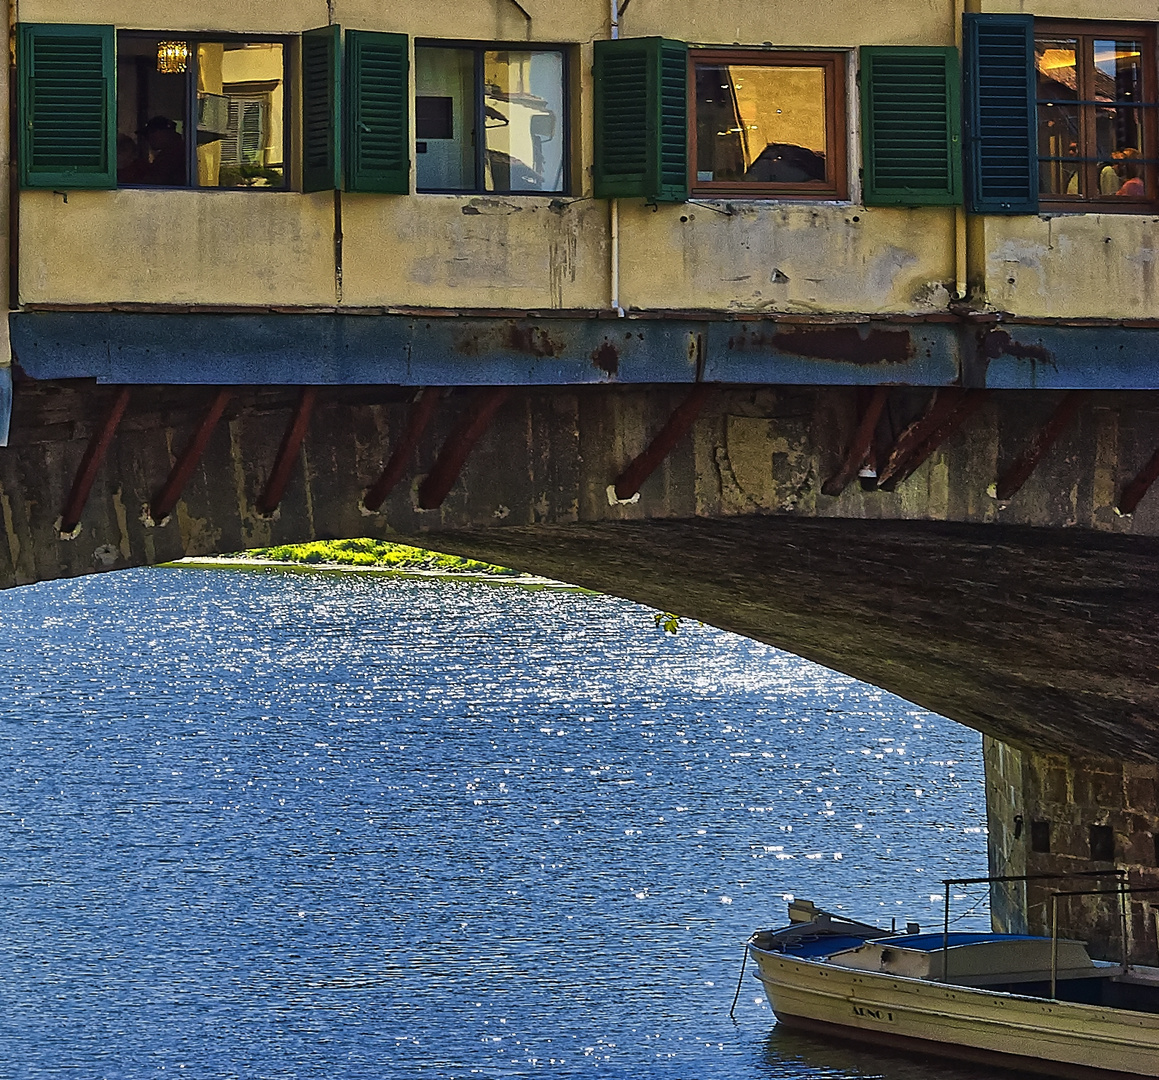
[609,0,625,316]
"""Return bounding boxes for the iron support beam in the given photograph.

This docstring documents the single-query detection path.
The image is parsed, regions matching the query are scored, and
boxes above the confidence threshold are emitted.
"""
[257,387,318,516]
[59,386,131,535]
[363,388,443,513]
[878,390,988,490]
[613,383,714,501]
[149,389,232,524]
[417,388,511,510]
[822,385,889,497]
[1117,445,1159,516]
[993,390,1090,502]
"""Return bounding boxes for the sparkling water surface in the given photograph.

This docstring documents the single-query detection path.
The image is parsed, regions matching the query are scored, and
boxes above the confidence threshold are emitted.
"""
[1,568,994,1079]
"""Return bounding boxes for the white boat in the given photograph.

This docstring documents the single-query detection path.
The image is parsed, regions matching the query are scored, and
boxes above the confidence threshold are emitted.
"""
[748,898,1159,1079]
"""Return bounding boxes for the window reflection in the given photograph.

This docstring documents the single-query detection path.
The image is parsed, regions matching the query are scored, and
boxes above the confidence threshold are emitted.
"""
[198,43,285,188]
[1036,31,1151,201]
[415,45,566,194]
[116,35,190,186]
[696,64,828,186]
[115,33,285,189]
[415,47,476,191]
[483,51,565,193]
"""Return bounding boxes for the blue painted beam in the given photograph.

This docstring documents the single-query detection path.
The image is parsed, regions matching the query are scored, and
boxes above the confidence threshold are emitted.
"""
[9,311,954,388]
[9,311,1159,390]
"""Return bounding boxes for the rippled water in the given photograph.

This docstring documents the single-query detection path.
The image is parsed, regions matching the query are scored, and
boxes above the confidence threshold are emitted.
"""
[1,568,993,1079]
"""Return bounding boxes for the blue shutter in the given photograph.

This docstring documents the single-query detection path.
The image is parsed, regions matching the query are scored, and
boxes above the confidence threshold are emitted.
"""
[18,23,115,189]
[963,13,1038,214]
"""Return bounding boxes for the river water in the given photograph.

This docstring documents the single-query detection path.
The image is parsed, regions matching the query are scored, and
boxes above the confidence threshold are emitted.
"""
[1,567,995,1080]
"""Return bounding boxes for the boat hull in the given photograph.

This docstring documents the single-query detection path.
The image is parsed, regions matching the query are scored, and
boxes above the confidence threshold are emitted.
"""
[751,947,1159,1079]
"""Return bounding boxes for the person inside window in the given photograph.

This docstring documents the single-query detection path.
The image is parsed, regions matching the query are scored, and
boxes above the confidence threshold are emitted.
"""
[1113,148,1145,197]
[140,116,186,186]
[116,134,148,184]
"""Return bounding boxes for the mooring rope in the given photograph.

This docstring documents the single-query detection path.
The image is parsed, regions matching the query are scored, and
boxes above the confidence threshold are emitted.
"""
[729,943,749,1020]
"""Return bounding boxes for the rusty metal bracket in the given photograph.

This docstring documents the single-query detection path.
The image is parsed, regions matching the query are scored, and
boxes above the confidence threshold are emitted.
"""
[417,387,511,510]
[257,387,318,516]
[821,385,889,497]
[362,388,444,513]
[992,390,1090,502]
[149,389,232,524]
[59,386,131,537]
[612,384,714,502]
[878,389,988,490]
[1117,445,1159,516]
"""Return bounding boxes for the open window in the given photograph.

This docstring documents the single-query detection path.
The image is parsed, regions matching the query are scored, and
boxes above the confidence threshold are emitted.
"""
[414,43,568,194]
[115,32,287,189]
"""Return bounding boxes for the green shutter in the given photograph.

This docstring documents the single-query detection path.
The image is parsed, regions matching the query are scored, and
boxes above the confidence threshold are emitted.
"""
[18,23,115,189]
[302,24,342,192]
[593,37,688,202]
[344,31,410,194]
[860,46,962,207]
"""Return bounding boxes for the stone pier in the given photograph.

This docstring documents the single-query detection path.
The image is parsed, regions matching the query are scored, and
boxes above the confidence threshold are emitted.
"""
[986,738,1159,964]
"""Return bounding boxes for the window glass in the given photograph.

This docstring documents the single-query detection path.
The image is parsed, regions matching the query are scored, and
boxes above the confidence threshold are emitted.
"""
[1035,26,1154,204]
[1094,38,1144,196]
[1036,38,1080,195]
[415,45,567,194]
[117,35,190,186]
[696,64,827,185]
[415,47,476,191]
[483,50,565,192]
[116,33,285,189]
[200,43,285,188]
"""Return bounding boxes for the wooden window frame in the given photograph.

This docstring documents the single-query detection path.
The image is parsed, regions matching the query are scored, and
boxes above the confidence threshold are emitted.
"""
[1036,19,1159,213]
[115,30,292,192]
[688,48,847,200]
[413,41,571,197]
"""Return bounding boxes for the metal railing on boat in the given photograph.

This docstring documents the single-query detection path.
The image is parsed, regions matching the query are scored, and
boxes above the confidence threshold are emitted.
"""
[1048,884,1159,999]
[938,870,1126,990]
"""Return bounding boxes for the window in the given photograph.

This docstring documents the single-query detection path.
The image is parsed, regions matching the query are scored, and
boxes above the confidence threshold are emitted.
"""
[1030,819,1051,853]
[1035,22,1157,206]
[690,50,846,199]
[115,33,286,189]
[414,44,567,194]
[1089,824,1115,862]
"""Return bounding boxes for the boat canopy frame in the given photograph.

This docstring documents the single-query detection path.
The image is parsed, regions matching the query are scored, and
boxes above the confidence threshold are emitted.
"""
[939,869,1127,991]
[1047,884,1159,999]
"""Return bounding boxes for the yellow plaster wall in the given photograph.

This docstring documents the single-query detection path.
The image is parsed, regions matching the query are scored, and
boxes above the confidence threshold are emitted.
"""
[618,204,957,314]
[981,214,1159,319]
[341,194,608,310]
[14,0,609,39]
[979,1,1159,22]
[19,190,335,307]
[624,0,957,47]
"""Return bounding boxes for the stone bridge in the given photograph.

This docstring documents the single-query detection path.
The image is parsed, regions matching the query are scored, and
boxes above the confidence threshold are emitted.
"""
[5,359,1159,960]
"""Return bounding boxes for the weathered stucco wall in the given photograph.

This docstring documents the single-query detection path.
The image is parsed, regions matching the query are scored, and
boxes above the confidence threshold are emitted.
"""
[985,736,1159,963]
[981,215,1159,320]
[619,204,956,314]
[340,195,609,310]
[19,190,336,307]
